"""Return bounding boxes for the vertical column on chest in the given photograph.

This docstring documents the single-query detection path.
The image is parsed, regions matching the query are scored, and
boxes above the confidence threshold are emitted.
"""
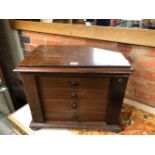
[106,76,128,125]
[21,74,44,123]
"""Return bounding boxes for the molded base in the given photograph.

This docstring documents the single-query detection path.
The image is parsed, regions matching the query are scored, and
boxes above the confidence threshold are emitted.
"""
[30,121,121,133]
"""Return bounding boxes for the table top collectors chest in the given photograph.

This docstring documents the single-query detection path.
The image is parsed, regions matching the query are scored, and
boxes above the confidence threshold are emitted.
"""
[15,45,132,132]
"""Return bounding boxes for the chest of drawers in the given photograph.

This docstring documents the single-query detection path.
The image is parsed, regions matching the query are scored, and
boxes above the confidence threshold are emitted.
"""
[14,45,132,132]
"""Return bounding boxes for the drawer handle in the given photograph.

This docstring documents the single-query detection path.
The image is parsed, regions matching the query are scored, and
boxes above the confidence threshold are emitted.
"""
[71,92,78,98]
[118,78,123,83]
[72,113,78,119]
[71,81,78,87]
[72,102,78,109]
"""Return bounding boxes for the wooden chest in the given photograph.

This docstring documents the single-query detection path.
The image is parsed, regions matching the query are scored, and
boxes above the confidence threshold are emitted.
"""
[15,45,132,132]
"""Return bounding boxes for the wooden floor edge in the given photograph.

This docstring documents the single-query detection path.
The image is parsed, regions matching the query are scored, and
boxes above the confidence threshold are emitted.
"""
[8,115,34,135]
[10,20,155,47]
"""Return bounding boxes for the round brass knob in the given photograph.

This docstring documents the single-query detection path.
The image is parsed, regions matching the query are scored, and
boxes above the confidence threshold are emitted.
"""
[71,81,78,87]
[118,78,123,83]
[72,102,78,109]
[71,92,78,98]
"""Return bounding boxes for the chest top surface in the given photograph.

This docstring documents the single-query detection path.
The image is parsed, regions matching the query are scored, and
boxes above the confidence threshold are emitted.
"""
[19,45,130,68]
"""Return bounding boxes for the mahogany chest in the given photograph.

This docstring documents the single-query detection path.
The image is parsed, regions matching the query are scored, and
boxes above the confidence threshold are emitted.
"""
[15,45,132,132]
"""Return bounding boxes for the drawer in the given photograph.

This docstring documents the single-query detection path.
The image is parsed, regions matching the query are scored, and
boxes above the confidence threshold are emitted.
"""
[42,99,108,112]
[44,110,105,122]
[37,76,110,90]
[39,89,108,100]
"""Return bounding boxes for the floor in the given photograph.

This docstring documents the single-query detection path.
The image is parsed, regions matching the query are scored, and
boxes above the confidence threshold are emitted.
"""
[0,111,16,135]
[0,97,16,135]
[70,104,155,135]
[1,96,155,135]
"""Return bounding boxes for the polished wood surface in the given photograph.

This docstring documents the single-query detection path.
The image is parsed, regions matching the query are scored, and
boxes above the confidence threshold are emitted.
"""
[45,110,105,122]
[19,45,130,67]
[37,76,110,100]
[15,45,132,131]
[14,66,132,74]
[37,76,109,122]
[21,75,44,122]
[30,121,121,132]
[37,76,109,89]
[42,99,107,111]
[105,77,128,124]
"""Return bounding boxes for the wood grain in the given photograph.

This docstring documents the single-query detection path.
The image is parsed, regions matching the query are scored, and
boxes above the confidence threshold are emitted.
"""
[106,77,128,124]
[38,76,109,101]
[21,74,44,122]
[30,121,121,132]
[15,45,132,130]
[8,114,33,135]
[37,75,110,122]
[42,99,107,112]
[44,110,105,122]
[10,20,155,47]
[39,89,108,100]
[14,67,132,74]
[18,45,130,67]
[37,76,110,90]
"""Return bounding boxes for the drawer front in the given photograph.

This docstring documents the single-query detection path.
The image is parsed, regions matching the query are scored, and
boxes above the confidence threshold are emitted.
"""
[39,89,108,100]
[37,76,110,90]
[38,76,110,100]
[37,75,110,122]
[43,99,107,112]
[44,110,105,122]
